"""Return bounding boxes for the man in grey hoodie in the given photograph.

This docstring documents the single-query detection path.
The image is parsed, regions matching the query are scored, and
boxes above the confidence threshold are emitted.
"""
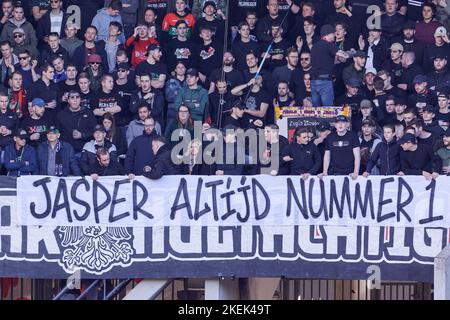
[105,0,140,39]
[60,22,83,59]
[0,4,37,49]
[126,102,162,146]
[91,0,126,44]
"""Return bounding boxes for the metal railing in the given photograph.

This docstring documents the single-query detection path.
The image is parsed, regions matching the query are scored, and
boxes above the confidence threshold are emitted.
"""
[0,277,433,300]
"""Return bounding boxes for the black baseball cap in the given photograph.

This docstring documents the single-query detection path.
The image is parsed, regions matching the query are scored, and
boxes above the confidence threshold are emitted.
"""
[444,127,450,136]
[147,43,160,53]
[175,20,188,28]
[222,124,238,133]
[93,124,106,133]
[361,118,376,127]
[335,115,349,122]
[203,0,217,11]
[186,68,199,77]
[402,20,416,30]
[353,50,368,58]
[413,74,427,84]
[398,133,417,144]
[422,105,436,113]
[232,99,245,110]
[317,122,331,132]
[14,128,28,140]
[46,126,60,135]
[395,96,407,105]
[320,24,335,37]
[438,87,450,97]
[117,62,130,71]
[68,90,80,98]
[345,77,361,88]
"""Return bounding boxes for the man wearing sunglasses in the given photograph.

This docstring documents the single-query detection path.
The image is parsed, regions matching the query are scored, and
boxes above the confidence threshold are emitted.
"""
[72,25,108,72]
[17,49,39,89]
[0,3,37,50]
[56,90,97,153]
[12,28,38,60]
[36,0,69,45]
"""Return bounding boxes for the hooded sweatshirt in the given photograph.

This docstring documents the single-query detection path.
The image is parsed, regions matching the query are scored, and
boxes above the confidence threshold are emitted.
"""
[124,130,159,175]
[0,18,38,49]
[55,107,98,152]
[91,8,126,44]
[126,118,162,146]
[173,84,209,122]
[60,37,83,59]
[366,137,401,175]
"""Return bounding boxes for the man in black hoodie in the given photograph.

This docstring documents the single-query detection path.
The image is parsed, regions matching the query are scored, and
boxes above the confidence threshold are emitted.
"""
[89,147,125,179]
[398,132,440,179]
[283,126,321,178]
[256,0,291,44]
[363,123,401,176]
[125,116,159,178]
[56,90,97,153]
[143,136,178,179]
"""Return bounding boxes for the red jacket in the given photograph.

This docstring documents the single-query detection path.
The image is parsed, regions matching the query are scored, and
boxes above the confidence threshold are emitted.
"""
[125,36,159,69]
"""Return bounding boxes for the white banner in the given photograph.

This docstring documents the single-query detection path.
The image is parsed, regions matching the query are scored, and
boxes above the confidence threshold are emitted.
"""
[17,175,450,228]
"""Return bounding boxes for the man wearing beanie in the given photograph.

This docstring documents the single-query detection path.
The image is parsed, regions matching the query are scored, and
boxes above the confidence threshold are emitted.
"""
[310,24,348,107]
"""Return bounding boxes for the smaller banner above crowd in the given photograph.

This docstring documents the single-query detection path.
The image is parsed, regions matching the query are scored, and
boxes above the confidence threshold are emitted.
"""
[276,106,351,141]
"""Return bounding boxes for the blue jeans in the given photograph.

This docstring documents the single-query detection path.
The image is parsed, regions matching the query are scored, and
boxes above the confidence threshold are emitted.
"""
[311,80,334,107]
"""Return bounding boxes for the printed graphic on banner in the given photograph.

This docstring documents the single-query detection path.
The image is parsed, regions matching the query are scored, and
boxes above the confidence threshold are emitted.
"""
[1,176,449,280]
[276,106,351,141]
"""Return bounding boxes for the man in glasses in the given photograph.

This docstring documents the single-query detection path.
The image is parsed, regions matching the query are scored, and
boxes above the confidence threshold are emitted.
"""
[125,116,159,178]
[85,54,104,92]
[126,103,161,146]
[289,51,312,103]
[56,90,97,153]
[3,128,38,176]
[72,25,108,71]
[114,62,136,127]
[12,28,39,60]
[0,3,37,49]
[36,0,69,45]
[272,47,299,89]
